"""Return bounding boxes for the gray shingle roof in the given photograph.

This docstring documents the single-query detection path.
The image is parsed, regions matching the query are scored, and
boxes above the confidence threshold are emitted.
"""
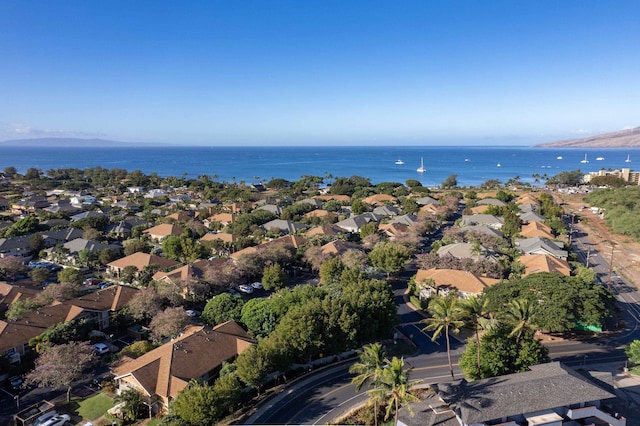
[435,362,615,424]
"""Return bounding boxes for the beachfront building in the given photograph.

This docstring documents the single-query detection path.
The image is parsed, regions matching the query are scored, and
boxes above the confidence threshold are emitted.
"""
[583,168,640,185]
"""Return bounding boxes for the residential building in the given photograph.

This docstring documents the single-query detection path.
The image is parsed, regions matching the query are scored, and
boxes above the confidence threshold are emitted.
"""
[112,321,254,413]
[417,362,625,426]
[414,268,500,299]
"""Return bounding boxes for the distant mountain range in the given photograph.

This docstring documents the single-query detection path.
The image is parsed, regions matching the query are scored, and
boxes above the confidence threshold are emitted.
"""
[0,137,143,147]
[537,127,640,148]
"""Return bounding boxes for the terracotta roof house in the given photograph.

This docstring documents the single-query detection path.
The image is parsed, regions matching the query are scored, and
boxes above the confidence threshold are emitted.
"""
[200,232,237,243]
[459,214,504,229]
[414,268,500,299]
[0,282,41,316]
[519,254,571,276]
[520,221,555,239]
[321,240,363,257]
[165,212,195,222]
[517,192,540,205]
[142,224,184,242]
[378,222,409,239]
[303,209,337,220]
[515,236,568,260]
[362,194,398,206]
[306,225,345,237]
[470,204,489,214]
[207,213,236,226]
[107,252,180,277]
[429,362,624,426]
[113,321,254,413]
[313,194,351,203]
[0,285,137,363]
[153,258,230,284]
[230,235,307,261]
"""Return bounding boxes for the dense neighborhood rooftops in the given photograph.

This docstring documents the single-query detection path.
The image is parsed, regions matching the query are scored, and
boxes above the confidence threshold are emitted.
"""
[107,252,180,272]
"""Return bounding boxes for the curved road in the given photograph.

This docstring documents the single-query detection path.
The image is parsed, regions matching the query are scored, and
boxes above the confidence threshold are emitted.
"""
[247,225,640,425]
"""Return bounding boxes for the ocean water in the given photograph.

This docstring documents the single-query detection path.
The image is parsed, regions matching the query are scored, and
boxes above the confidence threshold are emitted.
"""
[1,145,639,187]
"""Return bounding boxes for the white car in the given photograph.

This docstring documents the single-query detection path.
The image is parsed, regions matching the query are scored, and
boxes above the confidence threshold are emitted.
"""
[33,410,58,426]
[40,414,71,426]
[185,310,200,317]
[238,284,254,294]
[251,282,263,289]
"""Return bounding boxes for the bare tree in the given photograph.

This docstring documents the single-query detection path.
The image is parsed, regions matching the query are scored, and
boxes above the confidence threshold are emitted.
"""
[149,307,190,343]
[26,341,94,402]
[127,287,162,321]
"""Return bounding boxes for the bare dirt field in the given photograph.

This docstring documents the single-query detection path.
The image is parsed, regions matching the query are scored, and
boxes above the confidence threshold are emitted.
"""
[555,192,640,289]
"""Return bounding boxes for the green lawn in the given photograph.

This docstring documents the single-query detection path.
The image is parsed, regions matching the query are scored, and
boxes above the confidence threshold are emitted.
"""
[75,392,114,421]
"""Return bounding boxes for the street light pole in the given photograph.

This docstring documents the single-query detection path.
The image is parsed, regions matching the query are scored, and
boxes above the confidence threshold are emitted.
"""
[586,244,591,268]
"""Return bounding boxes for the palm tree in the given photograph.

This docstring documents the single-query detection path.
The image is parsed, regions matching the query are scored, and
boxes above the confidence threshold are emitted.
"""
[501,298,538,343]
[457,295,496,370]
[421,294,464,379]
[368,357,421,426]
[349,343,387,426]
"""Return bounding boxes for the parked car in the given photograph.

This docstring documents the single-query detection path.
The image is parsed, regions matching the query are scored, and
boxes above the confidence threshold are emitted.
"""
[33,411,58,426]
[251,282,263,289]
[83,278,101,286]
[227,288,241,297]
[98,281,113,289]
[40,414,70,426]
[185,310,201,317]
[92,343,110,355]
[238,284,254,294]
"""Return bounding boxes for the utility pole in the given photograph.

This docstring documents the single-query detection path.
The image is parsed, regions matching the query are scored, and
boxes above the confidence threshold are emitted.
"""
[586,244,591,268]
[607,244,615,291]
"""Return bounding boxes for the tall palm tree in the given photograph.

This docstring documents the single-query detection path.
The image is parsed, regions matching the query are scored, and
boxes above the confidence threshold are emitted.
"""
[349,343,387,426]
[368,356,421,426]
[457,295,496,370]
[421,294,464,379]
[501,297,538,343]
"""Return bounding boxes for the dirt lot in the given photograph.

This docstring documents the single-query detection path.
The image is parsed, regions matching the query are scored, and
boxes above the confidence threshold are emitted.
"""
[554,192,640,289]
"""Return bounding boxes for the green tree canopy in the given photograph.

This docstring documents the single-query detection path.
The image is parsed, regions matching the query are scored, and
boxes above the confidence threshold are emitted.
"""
[202,293,245,326]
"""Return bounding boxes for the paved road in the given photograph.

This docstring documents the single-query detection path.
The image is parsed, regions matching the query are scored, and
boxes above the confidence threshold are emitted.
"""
[247,220,640,425]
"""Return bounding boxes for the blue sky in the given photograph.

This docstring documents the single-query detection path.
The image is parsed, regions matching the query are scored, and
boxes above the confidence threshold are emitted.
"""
[1,1,639,146]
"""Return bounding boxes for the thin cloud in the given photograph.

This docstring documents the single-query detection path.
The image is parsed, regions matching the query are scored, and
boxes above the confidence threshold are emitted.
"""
[1,122,107,139]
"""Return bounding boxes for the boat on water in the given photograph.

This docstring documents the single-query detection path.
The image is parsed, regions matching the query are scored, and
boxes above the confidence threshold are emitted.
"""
[626,154,632,163]
[580,154,589,164]
[496,162,501,167]
[395,159,404,165]
[596,157,605,161]
[557,156,563,160]
[416,158,426,173]
[464,158,470,162]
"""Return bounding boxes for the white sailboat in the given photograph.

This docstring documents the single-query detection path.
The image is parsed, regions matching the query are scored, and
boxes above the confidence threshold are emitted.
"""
[596,156,604,161]
[626,154,632,163]
[580,154,589,164]
[496,162,501,167]
[395,158,404,165]
[416,157,426,173]
[557,156,563,160]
